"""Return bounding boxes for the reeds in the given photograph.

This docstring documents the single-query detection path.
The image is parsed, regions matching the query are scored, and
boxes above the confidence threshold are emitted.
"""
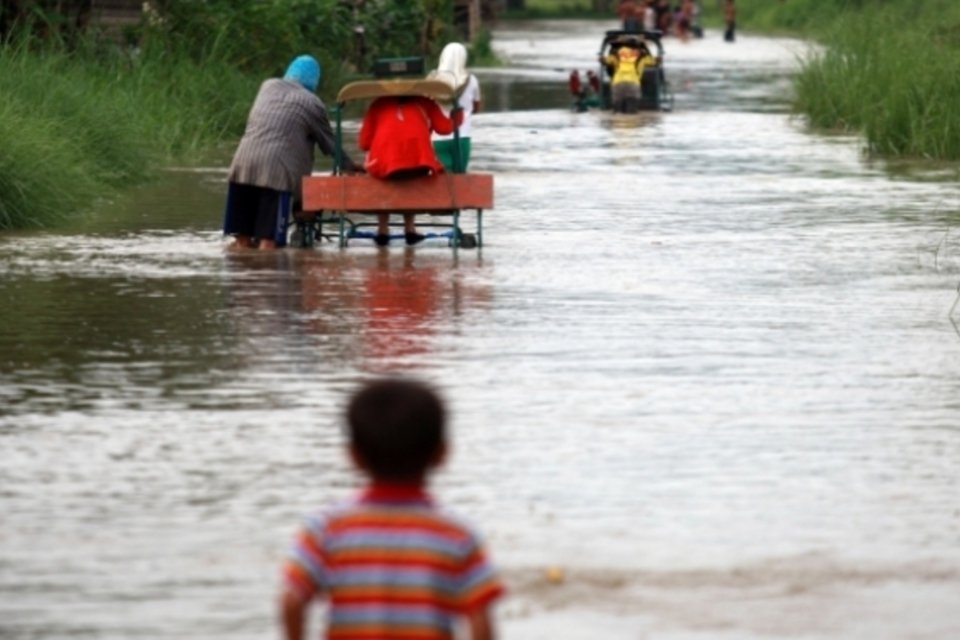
[794,9,960,159]
[732,0,960,160]
[0,36,258,229]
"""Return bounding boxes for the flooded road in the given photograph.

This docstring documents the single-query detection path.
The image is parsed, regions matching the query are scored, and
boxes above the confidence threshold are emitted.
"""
[3,19,960,639]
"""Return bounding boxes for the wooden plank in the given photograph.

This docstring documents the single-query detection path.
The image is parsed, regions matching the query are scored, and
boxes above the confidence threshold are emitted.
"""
[302,174,493,212]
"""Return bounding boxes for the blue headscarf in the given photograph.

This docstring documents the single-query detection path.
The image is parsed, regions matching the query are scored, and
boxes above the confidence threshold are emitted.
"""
[284,55,321,92]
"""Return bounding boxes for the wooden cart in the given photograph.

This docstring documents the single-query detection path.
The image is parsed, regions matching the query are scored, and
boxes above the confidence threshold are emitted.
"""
[293,78,493,251]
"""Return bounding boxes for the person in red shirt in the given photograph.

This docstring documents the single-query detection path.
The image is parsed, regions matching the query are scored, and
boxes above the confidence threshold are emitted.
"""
[358,96,461,246]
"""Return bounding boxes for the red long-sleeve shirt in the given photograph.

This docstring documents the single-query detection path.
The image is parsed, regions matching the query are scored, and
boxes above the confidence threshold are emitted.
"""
[358,96,460,179]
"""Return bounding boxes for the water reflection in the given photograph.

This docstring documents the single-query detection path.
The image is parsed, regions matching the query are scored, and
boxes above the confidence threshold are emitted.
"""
[220,249,492,372]
[362,251,451,363]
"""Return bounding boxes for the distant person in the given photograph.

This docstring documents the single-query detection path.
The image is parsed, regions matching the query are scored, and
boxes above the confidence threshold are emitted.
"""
[676,0,695,41]
[429,42,482,174]
[690,0,704,37]
[279,377,504,640]
[569,69,601,112]
[358,95,461,246]
[642,0,657,31]
[223,55,360,250]
[655,0,672,32]
[724,0,737,42]
[602,36,657,113]
[617,0,641,32]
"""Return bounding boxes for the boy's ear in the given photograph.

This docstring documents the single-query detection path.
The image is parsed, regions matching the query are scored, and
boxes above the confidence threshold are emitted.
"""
[348,445,369,471]
[430,441,448,468]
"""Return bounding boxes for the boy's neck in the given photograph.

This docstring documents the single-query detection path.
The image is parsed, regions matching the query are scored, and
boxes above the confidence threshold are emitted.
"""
[363,479,431,502]
[368,476,427,490]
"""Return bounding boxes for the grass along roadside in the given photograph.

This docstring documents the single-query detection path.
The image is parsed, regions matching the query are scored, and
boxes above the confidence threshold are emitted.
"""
[732,0,960,161]
[792,8,960,159]
[0,41,260,230]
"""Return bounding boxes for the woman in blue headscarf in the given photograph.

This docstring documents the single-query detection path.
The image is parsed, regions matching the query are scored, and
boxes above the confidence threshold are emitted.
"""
[223,55,361,250]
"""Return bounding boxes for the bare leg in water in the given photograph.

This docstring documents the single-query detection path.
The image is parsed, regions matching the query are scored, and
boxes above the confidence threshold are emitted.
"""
[229,235,278,250]
[376,214,424,246]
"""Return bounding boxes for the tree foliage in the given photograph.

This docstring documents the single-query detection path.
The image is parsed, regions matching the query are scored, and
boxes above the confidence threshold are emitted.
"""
[2,0,457,77]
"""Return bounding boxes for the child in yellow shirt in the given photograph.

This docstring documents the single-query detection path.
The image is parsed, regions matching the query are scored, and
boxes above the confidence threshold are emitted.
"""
[602,37,656,114]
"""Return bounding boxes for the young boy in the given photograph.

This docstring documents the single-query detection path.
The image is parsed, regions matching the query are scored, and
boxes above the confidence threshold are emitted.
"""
[279,378,504,640]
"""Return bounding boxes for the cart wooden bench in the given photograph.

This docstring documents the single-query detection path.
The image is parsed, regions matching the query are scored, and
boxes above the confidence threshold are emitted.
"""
[297,172,493,249]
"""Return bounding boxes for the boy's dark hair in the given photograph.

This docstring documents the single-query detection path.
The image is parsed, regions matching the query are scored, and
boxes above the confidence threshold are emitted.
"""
[347,378,446,480]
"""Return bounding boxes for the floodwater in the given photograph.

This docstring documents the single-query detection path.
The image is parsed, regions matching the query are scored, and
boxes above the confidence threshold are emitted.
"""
[3,19,960,640]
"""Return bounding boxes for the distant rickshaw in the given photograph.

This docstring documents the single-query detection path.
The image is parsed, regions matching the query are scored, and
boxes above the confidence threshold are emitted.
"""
[596,29,673,112]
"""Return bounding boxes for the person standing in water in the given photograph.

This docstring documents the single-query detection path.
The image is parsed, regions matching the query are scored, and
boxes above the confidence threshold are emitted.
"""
[602,36,656,114]
[223,55,361,250]
[724,0,737,42]
[429,42,482,174]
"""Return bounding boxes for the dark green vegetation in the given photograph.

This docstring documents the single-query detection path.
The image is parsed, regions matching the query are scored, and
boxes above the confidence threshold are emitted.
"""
[0,0,467,230]
[501,0,609,20]
[737,0,960,160]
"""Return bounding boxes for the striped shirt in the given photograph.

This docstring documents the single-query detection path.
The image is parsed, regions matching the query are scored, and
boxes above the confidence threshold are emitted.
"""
[228,78,337,193]
[283,484,504,639]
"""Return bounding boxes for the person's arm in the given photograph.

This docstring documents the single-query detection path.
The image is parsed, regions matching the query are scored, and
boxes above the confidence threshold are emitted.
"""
[306,95,362,172]
[306,97,338,157]
[466,607,495,640]
[471,76,482,114]
[421,97,460,136]
[280,590,307,640]
[454,533,504,640]
[279,521,328,640]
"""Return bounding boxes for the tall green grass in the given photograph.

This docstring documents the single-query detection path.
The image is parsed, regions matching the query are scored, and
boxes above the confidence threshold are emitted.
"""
[732,0,960,160]
[0,41,258,229]
[0,94,101,229]
[794,8,960,159]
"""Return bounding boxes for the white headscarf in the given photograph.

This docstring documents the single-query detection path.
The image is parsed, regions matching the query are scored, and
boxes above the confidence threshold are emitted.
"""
[430,42,469,92]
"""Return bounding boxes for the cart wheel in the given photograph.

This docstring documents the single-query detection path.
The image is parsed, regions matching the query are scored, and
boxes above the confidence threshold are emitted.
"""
[459,233,478,249]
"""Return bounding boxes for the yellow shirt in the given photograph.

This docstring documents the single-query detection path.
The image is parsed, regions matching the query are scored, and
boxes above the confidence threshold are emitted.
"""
[605,49,656,86]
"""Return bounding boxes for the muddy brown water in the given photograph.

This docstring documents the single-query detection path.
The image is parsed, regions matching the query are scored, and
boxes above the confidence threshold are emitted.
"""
[2,19,960,640]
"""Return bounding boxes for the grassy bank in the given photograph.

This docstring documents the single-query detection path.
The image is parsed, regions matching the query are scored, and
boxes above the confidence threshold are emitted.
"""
[0,42,259,230]
[735,0,960,160]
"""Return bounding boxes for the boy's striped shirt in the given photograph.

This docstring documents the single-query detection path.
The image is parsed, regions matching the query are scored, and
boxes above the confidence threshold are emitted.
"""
[283,485,504,639]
